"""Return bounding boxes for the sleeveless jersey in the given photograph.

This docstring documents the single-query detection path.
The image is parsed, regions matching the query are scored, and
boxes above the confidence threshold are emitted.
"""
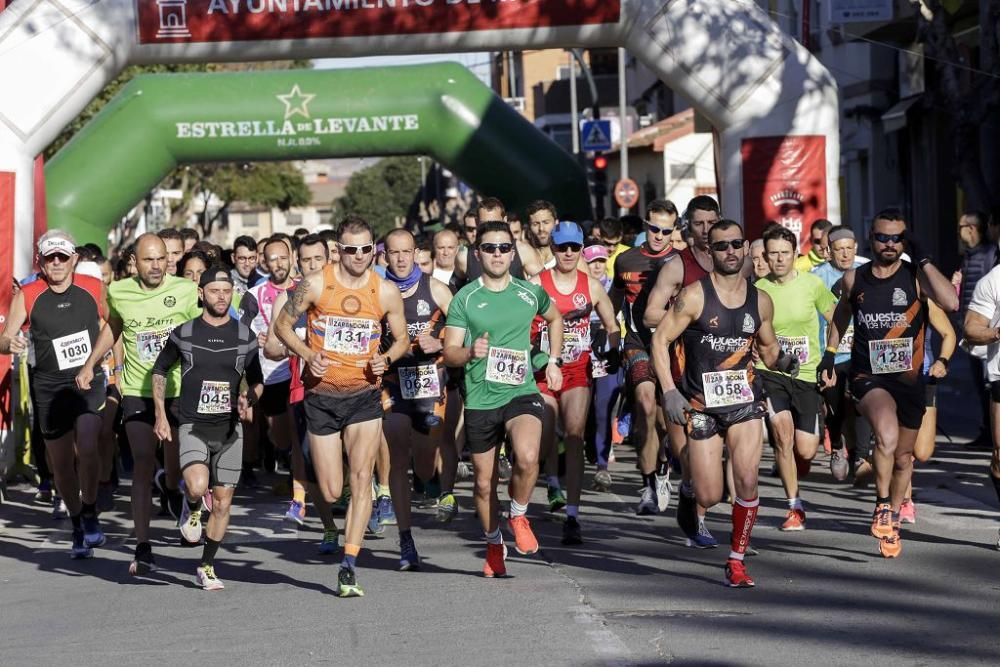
[849,262,926,384]
[533,269,593,368]
[612,244,675,350]
[22,274,105,381]
[241,279,294,385]
[679,247,711,287]
[382,273,446,368]
[303,265,384,397]
[679,276,763,414]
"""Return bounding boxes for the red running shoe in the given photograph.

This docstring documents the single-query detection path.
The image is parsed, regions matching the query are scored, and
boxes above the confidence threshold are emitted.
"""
[509,515,539,555]
[725,558,755,588]
[483,543,508,578]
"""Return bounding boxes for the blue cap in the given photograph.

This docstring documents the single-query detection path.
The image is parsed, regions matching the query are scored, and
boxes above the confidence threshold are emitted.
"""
[551,221,584,245]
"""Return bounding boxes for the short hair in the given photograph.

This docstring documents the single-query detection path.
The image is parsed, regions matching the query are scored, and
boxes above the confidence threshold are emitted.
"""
[445,221,464,236]
[598,217,623,239]
[157,228,182,242]
[337,215,374,242]
[263,235,292,256]
[318,228,337,244]
[963,209,990,236]
[477,197,506,220]
[646,199,679,218]
[192,240,222,261]
[177,249,211,276]
[296,233,329,258]
[293,227,310,238]
[763,223,798,252]
[749,238,765,252]
[525,200,557,220]
[873,207,906,225]
[385,228,415,247]
[179,228,200,243]
[475,221,513,245]
[417,239,433,253]
[685,195,721,219]
[707,219,743,241]
[620,215,644,235]
[75,245,102,262]
[810,219,834,235]
[233,235,257,253]
[462,210,478,224]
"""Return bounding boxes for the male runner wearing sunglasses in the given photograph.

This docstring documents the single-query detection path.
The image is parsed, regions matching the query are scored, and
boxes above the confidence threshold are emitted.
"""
[273,215,410,597]
[610,199,679,515]
[819,208,957,558]
[444,221,564,577]
[530,222,619,544]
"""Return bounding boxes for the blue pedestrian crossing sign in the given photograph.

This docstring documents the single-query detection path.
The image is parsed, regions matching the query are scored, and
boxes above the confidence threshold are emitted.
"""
[581,120,612,152]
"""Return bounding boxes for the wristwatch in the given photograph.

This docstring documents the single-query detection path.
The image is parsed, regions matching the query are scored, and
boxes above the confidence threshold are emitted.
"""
[548,356,563,368]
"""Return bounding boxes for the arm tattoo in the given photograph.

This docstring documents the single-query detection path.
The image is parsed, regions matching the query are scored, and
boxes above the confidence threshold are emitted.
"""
[283,278,311,319]
[152,373,166,402]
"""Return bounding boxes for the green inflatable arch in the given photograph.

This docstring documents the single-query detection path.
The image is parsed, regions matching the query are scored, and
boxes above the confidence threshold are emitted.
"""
[45,63,591,247]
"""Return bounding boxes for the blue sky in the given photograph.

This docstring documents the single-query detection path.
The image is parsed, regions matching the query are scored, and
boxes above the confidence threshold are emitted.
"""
[314,53,492,84]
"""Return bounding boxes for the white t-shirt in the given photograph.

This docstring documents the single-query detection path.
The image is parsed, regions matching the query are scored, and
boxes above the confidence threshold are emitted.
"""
[967,264,1000,381]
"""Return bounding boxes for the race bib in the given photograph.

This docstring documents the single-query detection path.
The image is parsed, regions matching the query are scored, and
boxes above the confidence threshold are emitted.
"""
[485,347,528,385]
[702,369,753,409]
[837,326,854,354]
[592,359,609,379]
[541,328,591,363]
[136,330,170,363]
[52,330,92,371]
[323,317,372,355]
[869,338,912,374]
[198,380,232,415]
[777,335,809,366]
[399,364,441,400]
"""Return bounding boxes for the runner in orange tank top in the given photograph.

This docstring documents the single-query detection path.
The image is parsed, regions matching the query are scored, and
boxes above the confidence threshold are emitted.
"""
[273,215,410,598]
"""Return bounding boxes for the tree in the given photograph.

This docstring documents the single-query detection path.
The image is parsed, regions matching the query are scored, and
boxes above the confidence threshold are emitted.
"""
[334,156,424,236]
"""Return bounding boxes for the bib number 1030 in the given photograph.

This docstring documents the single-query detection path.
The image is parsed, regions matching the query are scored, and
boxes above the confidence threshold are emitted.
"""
[53,330,92,371]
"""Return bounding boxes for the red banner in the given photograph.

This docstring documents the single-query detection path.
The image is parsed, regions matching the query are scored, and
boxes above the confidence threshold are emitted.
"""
[740,135,827,253]
[136,0,621,44]
[0,172,14,431]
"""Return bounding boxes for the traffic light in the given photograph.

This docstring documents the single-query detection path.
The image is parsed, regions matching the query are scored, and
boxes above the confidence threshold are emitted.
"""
[590,155,608,219]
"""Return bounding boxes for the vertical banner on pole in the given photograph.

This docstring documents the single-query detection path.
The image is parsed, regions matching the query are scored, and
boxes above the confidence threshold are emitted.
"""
[0,172,15,439]
[740,136,827,253]
[34,155,47,253]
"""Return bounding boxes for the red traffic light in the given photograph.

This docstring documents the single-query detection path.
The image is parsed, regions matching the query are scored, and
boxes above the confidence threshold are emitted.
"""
[593,156,608,170]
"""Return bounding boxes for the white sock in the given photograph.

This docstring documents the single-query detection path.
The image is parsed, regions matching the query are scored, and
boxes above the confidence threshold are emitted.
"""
[788,497,803,511]
[728,550,744,561]
[510,499,528,518]
[485,528,503,545]
[566,505,579,518]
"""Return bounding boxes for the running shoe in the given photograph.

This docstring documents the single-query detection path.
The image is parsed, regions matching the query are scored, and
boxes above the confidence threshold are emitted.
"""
[509,515,539,555]
[82,514,106,548]
[483,542,508,578]
[337,567,364,597]
[377,494,397,526]
[284,500,306,526]
[829,448,849,481]
[318,528,340,555]
[686,522,719,549]
[878,522,902,558]
[592,468,612,492]
[636,486,658,516]
[179,501,203,544]
[724,558,755,588]
[129,545,156,576]
[35,479,53,503]
[780,508,806,532]
[367,500,385,535]
[52,496,68,520]
[870,502,894,539]
[196,564,225,591]
[547,486,567,513]
[70,529,93,559]
[498,456,512,484]
[96,482,115,513]
[656,472,673,512]
[399,533,420,571]
[561,516,583,545]
[898,499,916,525]
[676,489,698,539]
[436,493,458,523]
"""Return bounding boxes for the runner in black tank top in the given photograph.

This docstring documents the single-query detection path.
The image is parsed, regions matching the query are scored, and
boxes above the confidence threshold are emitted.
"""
[650,220,799,588]
[818,210,960,559]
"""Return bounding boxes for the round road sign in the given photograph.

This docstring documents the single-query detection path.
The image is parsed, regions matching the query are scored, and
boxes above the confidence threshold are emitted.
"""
[614,178,639,210]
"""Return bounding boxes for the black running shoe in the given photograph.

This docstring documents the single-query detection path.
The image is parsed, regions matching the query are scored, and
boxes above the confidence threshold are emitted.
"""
[129,544,157,576]
[562,517,583,545]
[337,567,364,597]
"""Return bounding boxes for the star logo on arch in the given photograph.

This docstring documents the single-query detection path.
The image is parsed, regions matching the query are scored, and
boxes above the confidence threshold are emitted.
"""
[277,85,315,120]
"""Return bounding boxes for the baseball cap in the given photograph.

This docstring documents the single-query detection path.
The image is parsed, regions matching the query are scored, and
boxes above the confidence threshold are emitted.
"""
[551,221,584,246]
[198,267,234,289]
[37,236,76,257]
[582,245,609,263]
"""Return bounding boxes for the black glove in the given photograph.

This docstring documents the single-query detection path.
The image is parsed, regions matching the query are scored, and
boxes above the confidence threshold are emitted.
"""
[905,235,931,267]
[774,349,800,378]
[603,347,621,374]
[816,349,836,382]
[661,389,692,426]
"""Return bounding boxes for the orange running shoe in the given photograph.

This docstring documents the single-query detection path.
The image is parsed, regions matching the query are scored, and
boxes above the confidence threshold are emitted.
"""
[483,543,508,578]
[724,558,755,588]
[870,503,894,539]
[509,515,539,555]
[879,522,902,558]
[780,508,806,531]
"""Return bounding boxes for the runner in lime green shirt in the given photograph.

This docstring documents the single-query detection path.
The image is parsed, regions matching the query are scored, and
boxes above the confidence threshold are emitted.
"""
[754,226,837,533]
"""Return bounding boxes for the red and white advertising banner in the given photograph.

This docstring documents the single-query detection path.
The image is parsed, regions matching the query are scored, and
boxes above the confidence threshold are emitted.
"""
[0,172,15,430]
[740,135,827,254]
[136,0,622,44]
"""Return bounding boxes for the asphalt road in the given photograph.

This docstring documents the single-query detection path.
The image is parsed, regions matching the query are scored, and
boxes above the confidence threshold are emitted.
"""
[1,429,998,667]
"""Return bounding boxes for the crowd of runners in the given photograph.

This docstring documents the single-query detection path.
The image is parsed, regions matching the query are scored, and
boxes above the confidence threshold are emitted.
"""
[10,190,1000,596]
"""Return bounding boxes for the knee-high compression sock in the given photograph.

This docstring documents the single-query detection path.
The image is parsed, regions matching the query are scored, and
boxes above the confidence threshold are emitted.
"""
[730,496,760,561]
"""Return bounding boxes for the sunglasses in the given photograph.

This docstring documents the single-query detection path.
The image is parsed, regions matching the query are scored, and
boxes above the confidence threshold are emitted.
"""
[873,232,904,244]
[709,239,745,252]
[478,242,514,255]
[42,253,72,263]
[338,243,374,256]
[554,242,582,253]
[647,223,673,236]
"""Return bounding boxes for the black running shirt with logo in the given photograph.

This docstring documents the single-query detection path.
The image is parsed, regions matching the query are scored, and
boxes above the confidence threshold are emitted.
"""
[611,245,674,351]
[679,276,763,413]
[21,274,105,382]
[848,261,926,385]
